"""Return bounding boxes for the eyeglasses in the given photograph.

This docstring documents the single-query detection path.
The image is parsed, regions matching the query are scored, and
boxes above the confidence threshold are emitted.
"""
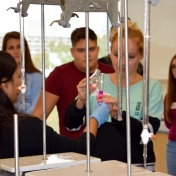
[171,64,176,70]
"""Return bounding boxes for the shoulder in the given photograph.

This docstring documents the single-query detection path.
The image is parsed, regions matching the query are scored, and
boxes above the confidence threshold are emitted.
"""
[26,72,42,79]
[48,62,75,75]
[55,61,74,70]
[149,78,163,91]
[19,117,43,130]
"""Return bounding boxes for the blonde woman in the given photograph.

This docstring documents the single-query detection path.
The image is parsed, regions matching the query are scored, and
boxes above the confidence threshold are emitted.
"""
[65,21,164,171]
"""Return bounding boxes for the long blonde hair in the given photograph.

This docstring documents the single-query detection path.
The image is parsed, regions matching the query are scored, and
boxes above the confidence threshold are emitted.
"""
[166,54,176,123]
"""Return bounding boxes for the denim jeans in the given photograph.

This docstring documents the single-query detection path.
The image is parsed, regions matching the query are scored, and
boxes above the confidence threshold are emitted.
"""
[166,140,176,176]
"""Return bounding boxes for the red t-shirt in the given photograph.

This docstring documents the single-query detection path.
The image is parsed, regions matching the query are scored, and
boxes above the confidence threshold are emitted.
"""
[46,61,114,138]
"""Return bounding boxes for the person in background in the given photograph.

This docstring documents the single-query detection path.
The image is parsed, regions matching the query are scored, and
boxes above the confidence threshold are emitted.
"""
[164,54,176,176]
[0,51,109,159]
[2,31,42,114]
[33,27,114,138]
[64,21,163,171]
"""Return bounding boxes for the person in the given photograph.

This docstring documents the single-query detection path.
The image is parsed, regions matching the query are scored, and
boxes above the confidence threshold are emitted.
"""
[32,27,114,138]
[0,51,109,159]
[2,31,42,114]
[98,26,143,76]
[64,21,164,171]
[164,54,176,176]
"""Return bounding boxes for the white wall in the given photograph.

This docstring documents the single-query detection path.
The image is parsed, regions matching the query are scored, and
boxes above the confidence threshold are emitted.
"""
[128,0,176,80]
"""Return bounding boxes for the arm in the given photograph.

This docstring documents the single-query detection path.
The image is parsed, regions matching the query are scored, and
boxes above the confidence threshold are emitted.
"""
[163,95,172,129]
[46,118,98,155]
[64,100,86,130]
[33,103,108,155]
[25,73,43,114]
[21,118,96,156]
[64,77,97,130]
[32,91,59,120]
[14,73,43,114]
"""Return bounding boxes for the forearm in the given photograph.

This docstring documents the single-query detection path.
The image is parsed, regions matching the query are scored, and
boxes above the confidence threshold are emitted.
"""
[76,98,85,109]
[83,118,98,137]
[64,100,86,130]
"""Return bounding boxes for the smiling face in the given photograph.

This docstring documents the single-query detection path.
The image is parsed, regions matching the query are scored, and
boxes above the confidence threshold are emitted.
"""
[110,38,143,78]
[71,39,99,73]
[6,67,21,103]
[6,38,21,65]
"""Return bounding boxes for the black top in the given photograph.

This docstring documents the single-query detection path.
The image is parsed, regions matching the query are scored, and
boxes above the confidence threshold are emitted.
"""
[0,117,95,159]
[65,100,160,165]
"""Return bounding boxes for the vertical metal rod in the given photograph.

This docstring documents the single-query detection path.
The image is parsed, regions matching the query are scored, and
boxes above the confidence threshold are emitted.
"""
[41,4,47,160]
[143,0,150,125]
[106,14,110,55]
[117,0,123,121]
[85,12,91,173]
[124,0,131,175]
[19,0,26,111]
[142,0,151,167]
[14,114,19,176]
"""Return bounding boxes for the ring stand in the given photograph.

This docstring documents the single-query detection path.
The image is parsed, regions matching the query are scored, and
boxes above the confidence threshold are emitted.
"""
[0,153,100,175]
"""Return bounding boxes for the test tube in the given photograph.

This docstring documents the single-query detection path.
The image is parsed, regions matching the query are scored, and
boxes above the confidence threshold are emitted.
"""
[99,73,104,95]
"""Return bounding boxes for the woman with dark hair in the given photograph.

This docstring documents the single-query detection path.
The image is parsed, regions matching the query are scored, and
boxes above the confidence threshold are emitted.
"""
[0,51,109,159]
[2,31,42,114]
[164,54,176,175]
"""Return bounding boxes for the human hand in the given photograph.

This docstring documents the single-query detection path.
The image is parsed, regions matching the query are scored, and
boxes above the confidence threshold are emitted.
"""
[76,78,97,103]
[90,102,109,127]
[96,94,118,120]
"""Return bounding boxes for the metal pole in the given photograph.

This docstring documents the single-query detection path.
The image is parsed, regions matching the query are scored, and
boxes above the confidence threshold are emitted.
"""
[85,12,91,173]
[19,0,26,111]
[106,14,110,55]
[117,0,123,121]
[142,0,151,167]
[124,0,131,175]
[14,114,19,176]
[41,4,47,160]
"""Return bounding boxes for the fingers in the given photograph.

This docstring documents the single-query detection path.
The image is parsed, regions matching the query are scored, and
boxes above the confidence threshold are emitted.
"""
[89,77,99,89]
[77,78,97,93]
[96,94,118,110]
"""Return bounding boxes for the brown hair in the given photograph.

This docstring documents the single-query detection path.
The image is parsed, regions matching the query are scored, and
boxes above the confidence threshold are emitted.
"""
[166,54,176,123]
[71,27,97,47]
[2,31,40,73]
[110,21,144,55]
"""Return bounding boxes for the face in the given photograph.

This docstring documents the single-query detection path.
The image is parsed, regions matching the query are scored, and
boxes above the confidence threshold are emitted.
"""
[171,58,176,79]
[71,39,99,73]
[110,38,143,77]
[6,67,21,103]
[6,38,21,65]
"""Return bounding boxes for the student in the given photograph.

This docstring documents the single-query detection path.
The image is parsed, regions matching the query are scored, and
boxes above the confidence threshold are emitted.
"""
[164,54,176,176]
[0,51,109,159]
[64,21,164,171]
[2,31,42,114]
[32,27,114,138]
